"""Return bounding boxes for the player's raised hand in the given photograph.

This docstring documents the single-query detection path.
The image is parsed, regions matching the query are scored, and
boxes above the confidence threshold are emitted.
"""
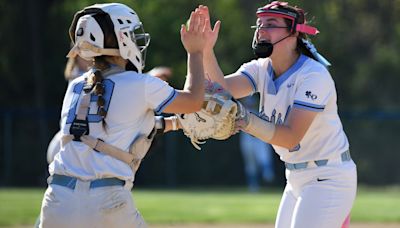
[196,5,221,52]
[180,10,207,54]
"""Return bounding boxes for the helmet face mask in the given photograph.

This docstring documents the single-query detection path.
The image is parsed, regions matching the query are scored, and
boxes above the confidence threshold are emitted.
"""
[251,1,319,58]
[68,3,150,73]
[129,22,151,70]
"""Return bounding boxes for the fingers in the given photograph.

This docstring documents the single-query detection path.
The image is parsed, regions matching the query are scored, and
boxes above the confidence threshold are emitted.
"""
[188,11,196,32]
[180,24,187,37]
[198,14,206,33]
[192,13,201,32]
[191,10,206,33]
[198,5,210,20]
[213,20,221,33]
[197,5,211,31]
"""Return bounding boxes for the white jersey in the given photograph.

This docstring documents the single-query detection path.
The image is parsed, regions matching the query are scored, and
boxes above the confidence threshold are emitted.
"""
[50,67,176,182]
[237,54,349,163]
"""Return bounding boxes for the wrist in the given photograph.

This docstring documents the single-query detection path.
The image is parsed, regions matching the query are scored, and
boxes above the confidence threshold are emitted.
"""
[154,116,166,134]
[188,51,204,57]
[170,116,178,131]
[203,48,214,56]
[165,116,181,131]
[244,114,275,142]
[235,100,251,129]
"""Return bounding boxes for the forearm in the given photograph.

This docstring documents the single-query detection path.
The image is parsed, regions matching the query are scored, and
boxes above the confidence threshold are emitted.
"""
[183,52,205,106]
[203,50,228,89]
[268,125,301,149]
[243,113,301,149]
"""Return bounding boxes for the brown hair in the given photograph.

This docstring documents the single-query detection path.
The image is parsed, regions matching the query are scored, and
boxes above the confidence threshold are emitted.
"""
[64,57,77,81]
[84,13,120,129]
[279,4,317,60]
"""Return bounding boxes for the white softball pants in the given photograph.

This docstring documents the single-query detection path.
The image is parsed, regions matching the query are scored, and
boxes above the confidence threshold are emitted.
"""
[39,178,146,228]
[275,160,357,228]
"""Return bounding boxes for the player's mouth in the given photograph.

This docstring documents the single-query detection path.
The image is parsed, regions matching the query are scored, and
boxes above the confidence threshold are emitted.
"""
[258,38,270,43]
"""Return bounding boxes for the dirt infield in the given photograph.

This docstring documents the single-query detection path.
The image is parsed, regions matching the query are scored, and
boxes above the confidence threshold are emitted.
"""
[151,223,400,228]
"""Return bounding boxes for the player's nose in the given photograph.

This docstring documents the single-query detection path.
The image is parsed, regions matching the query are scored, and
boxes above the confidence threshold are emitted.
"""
[257,29,269,40]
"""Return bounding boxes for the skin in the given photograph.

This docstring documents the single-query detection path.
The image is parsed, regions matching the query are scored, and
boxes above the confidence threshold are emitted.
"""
[105,10,210,133]
[197,5,318,149]
[162,10,208,114]
[106,10,208,114]
[147,66,173,82]
[76,55,91,71]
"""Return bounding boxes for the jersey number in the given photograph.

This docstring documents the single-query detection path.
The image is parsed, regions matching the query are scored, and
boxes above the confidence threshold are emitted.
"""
[66,80,115,124]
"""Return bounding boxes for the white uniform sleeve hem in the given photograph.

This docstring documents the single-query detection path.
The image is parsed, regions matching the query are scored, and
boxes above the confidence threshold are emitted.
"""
[240,71,257,93]
[293,100,325,112]
[155,89,177,114]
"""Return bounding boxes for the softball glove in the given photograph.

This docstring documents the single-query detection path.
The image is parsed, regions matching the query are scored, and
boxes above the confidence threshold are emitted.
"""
[177,81,237,150]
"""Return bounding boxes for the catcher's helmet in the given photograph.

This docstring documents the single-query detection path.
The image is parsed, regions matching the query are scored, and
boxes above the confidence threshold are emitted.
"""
[67,3,150,73]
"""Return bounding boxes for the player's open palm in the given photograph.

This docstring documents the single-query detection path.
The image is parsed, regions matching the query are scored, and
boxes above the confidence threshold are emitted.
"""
[181,10,207,54]
[196,5,221,52]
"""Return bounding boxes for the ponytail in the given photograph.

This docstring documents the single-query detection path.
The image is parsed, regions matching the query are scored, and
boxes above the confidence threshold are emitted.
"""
[85,56,110,129]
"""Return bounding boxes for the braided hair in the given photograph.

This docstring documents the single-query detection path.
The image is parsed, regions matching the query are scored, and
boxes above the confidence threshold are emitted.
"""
[84,13,119,129]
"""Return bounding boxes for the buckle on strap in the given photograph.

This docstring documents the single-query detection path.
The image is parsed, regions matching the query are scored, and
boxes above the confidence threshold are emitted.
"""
[50,174,125,190]
[69,118,89,141]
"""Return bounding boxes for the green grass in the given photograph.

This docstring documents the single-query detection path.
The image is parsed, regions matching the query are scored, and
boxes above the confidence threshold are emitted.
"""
[0,187,399,226]
[351,186,400,222]
[135,189,280,224]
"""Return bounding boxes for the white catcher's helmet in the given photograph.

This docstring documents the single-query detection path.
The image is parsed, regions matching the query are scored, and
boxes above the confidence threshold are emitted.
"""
[67,3,150,73]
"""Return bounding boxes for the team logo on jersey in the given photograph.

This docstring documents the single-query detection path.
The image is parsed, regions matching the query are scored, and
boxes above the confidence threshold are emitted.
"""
[259,106,291,125]
[305,91,318,100]
[287,82,295,88]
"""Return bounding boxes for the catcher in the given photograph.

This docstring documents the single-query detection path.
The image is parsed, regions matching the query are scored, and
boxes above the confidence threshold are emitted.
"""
[39,3,209,228]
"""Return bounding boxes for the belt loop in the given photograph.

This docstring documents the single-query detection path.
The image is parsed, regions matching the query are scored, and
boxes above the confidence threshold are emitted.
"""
[314,159,328,166]
[341,150,351,161]
[124,181,133,190]
[285,150,351,171]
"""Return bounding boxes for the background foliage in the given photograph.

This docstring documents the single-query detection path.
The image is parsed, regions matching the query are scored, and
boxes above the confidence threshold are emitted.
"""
[0,0,399,187]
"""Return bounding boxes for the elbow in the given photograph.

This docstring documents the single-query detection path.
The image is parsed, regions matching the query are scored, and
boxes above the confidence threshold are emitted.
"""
[285,142,300,150]
[282,137,302,150]
[190,91,204,112]
[191,100,203,112]
[180,100,203,113]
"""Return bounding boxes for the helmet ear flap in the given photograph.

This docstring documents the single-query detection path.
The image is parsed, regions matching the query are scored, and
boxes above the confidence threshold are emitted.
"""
[69,8,109,44]
[69,10,86,43]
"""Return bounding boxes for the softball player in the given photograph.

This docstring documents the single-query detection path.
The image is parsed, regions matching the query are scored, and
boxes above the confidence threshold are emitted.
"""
[198,2,357,228]
[39,3,207,228]
[46,61,173,164]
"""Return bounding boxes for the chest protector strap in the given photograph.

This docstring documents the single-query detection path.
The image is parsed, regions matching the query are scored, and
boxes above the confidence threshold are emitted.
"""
[69,90,91,141]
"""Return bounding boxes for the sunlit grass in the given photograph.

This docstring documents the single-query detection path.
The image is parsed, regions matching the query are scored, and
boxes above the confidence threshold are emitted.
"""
[0,186,399,226]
